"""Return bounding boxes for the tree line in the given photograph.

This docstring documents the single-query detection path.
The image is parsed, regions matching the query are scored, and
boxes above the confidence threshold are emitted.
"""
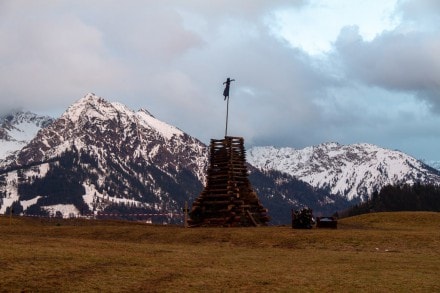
[337,183,440,218]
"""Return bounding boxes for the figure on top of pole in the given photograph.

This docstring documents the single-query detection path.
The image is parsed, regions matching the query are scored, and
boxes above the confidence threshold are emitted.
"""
[223,77,235,137]
[223,77,235,100]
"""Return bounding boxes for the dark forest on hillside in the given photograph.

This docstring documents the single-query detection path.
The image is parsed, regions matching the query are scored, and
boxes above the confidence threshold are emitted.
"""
[338,183,440,218]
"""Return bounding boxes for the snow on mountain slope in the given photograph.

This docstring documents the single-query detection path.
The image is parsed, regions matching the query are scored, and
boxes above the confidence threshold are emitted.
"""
[62,94,183,140]
[6,93,206,173]
[0,111,53,160]
[0,93,209,219]
[248,142,440,200]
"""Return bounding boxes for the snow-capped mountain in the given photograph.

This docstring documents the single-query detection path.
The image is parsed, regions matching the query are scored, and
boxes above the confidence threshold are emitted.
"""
[6,93,208,178]
[0,111,53,161]
[248,142,440,200]
[1,93,347,224]
[0,93,208,220]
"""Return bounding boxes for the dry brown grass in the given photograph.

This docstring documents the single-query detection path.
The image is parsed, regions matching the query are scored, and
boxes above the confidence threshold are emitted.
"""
[1,212,439,292]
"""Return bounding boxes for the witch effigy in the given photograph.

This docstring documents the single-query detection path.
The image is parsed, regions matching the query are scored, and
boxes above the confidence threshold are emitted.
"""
[223,77,235,100]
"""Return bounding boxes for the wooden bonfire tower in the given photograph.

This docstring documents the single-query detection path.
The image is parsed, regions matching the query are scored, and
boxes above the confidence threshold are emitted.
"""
[188,136,269,227]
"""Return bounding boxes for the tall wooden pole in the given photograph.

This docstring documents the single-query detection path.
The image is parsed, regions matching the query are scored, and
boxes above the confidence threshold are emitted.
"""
[223,78,234,137]
[225,96,229,137]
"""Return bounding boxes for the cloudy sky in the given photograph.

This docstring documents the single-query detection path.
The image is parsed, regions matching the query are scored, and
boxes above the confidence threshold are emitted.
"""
[1,0,440,161]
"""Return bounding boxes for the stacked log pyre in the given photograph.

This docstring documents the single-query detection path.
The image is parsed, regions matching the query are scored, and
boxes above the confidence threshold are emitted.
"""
[189,136,269,227]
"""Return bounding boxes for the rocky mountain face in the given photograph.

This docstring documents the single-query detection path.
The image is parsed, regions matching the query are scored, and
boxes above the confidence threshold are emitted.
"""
[248,143,440,201]
[0,94,347,224]
[0,111,53,161]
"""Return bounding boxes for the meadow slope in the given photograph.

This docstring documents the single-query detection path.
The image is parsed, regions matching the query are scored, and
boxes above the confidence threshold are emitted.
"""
[1,212,439,292]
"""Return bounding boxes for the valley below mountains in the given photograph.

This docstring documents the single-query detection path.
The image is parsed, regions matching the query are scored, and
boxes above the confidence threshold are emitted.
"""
[1,93,439,224]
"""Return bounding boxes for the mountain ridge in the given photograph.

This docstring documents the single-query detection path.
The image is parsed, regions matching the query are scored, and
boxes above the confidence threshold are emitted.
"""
[248,143,440,200]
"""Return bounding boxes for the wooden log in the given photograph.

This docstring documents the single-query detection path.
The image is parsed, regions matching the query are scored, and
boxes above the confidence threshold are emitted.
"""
[246,210,259,227]
[202,200,231,205]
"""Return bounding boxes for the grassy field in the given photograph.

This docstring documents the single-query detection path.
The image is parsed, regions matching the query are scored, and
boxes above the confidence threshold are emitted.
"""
[1,212,439,292]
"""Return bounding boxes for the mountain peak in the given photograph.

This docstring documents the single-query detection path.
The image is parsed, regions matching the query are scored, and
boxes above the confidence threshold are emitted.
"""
[6,93,188,166]
[62,93,110,123]
[75,92,106,108]
[57,94,185,144]
[318,142,341,149]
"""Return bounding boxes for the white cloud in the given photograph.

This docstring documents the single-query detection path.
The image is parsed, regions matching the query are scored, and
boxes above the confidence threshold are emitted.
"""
[335,26,440,112]
[273,0,399,55]
[396,0,440,31]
